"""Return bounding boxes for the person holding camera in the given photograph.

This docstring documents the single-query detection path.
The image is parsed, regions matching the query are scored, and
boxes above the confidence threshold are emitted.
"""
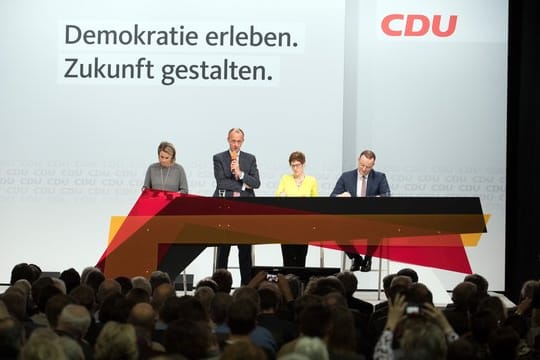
[373,290,458,360]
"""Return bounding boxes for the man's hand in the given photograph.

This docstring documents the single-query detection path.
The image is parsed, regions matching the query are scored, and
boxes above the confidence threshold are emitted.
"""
[337,192,352,197]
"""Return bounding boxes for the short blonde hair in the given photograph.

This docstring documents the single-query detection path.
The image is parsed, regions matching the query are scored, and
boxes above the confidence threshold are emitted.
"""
[157,141,176,162]
[94,322,138,360]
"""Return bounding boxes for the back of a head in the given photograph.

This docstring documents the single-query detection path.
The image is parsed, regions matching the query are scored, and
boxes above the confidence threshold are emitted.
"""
[176,295,209,322]
[59,268,81,294]
[308,276,345,297]
[0,316,24,352]
[163,319,212,359]
[149,271,171,293]
[227,298,258,335]
[131,276,152,297]
[20,328,66,360]
[299,303,331,338]
[478,295,507,323]
[126,287,151,305]
[399,317,447,360]
[294,336,329,360]
[451,281,478,308]
[151,283,176,312]
[488,326,519,360]
[327,305,356,353]
[128,302,155,332]
[258,287,280,312]
[195,277,219,293]
[69,284,96,313]
[57,304,91,339]
[114,276,133,295]
[294,294,323,323]
[212,269,233,293]
[94,321,138,360]
[220,340,266,360]
[464,273,489,296]
[470,309,498,344]
[405,283,433,305]
[388,276,412,302]
[45,294,74,329]
[336,271,358,297]
[397,268,419,283]
[323,292,347,308]
[194,286,215,314]
[232,286,260,310]
[31,276,54,311]
[1,287,26,321]
[10,263,34,285]
[37,284,62,314]
[99,293,133,324]
[97,279,122,305]
[210,292,232,325]
[446,338,476,360]
[85,270,105,295]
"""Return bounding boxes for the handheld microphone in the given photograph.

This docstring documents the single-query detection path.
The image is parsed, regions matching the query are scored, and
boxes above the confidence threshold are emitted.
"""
[231,151,237,174]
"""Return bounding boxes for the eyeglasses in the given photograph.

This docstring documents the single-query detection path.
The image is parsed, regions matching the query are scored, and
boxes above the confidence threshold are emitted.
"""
[290,163,303,168]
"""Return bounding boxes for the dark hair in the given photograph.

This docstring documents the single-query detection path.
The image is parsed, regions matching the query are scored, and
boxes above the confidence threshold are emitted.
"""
[163,320,212,359]
[10,263,34,285]
[397,268,419,283]
[212,269,233,294]
[59,268,81,294]
[227,299,257,335]
[289,151,306,165]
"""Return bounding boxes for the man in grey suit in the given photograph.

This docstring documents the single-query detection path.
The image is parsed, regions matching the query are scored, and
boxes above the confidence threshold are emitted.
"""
[330,149,390,272]
[213,128,261,285]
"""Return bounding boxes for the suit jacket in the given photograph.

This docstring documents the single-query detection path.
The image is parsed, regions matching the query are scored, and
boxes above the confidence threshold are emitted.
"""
[330,169,390,197]
[213,150,260,197]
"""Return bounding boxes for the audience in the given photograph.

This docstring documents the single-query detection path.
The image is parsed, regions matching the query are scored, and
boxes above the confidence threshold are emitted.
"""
[1,262,538,360]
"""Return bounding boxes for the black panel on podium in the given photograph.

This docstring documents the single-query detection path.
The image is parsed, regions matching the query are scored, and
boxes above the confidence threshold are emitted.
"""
[251,266,341,284]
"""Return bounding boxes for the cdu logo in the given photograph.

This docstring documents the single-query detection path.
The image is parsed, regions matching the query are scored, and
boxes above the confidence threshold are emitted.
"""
[381,14,458,37]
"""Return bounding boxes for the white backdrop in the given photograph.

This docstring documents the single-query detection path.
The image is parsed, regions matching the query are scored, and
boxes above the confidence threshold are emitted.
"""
[0,0,507,291]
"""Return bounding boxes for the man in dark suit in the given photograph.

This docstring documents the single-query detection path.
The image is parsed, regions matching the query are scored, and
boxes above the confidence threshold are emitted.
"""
[213,128,261,285]
[330,149,390,272]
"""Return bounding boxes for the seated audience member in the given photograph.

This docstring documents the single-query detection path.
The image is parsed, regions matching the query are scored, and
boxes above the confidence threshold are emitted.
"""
[96,279,122,308]
[446,338,477,360]
[20,327,66,360]
[230,287,278,357]
[126,287,151,305]
[94,321,138,360]
[70,284,99,346]
[85,270,106,298]
[131,276,152,298]
[163,319,219,359]
[396,268,419,283]
[488,326,520,360]
[32,284,63,327]
[373,293,456,360]
[114,276,133,296]
[127,302,165,358]
[221,339,267,360]
[463,309,499,359]
[224,298,275,359]
[307,276,346,298]
[45,294,74,329]
[210,292,233,332]
[194,286,216,316]
[149,271,172,294]
[55,304,93,359]
[98,293,134,325]
[336,271,374,316]
[257,287,297,349]
[212,269,234,294]
[196,277,219,294]
[327,305,365,360]
[464,273,490,299]
[444,281,478,336]
[10,263,37,285]
[293,336,330,360]
[0,316,24,359]
[477,295,508,324]
[503,314,537,359]
[374,274,396,313]
[59,268,81,295]
[278,303,332,358]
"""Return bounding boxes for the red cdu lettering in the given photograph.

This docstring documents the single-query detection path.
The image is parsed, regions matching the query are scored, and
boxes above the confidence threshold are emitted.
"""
[381,14,458,37]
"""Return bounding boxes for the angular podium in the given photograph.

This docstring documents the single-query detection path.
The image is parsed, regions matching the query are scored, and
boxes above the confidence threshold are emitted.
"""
[96,189,487,280]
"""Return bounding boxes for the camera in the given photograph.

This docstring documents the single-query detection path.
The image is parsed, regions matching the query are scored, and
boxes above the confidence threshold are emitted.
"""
[266,273,278,282]
[405,303,421,315]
